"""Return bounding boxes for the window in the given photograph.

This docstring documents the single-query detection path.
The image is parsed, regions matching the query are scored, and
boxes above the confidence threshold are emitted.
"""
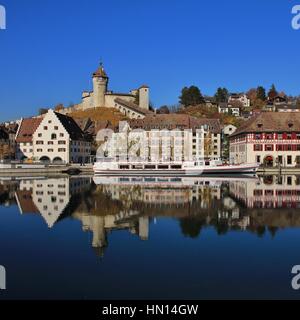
[297,134,300,140]
[48,120,52,124]
[51,133,57,140]
[278,133,283,140]
[265,144,274,151]
[287,134,292,140]
[255,134,262,140]
[278,156,283,164]
[38,133,42,137]
[58,148,66,152]
[44,126,48,130]
[37,149,42,152]
[277,145,284,151]
[48,141,54,145]
[54,126,58,130]
[265,133,273,140]
[36,141,43,145]
[254,144,263,151]
[48,149,54,152]
[58,141,66,145]
[60,133,64,137]
[256,156,261,163]
[287,156,292,165]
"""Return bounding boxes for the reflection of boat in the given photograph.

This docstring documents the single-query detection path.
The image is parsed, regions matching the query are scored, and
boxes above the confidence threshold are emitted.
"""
[93,175,259,187]
[93,158,259,176]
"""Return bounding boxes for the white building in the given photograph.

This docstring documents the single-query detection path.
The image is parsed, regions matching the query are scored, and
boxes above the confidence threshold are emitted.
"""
[16,117,43,161]
[97,114,221,162]
[228,93,250,108]
[59,63,154,119]
[230,113,300,167]
[16,110,91,163]
[218,103,240,117]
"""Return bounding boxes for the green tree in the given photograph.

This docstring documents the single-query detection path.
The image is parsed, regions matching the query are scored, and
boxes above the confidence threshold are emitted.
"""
[256,86,266,101]
[214,87,229,103]
[179,86,205,107]
[38,108,48,115]
[157,105,170,114]
[268,84,278,100]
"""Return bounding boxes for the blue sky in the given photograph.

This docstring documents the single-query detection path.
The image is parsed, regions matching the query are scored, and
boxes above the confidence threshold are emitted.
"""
[0,0,299,121]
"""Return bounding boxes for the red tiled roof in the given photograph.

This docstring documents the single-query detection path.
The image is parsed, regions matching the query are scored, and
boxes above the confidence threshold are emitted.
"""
[15,190,39,214]
[129,114,221,133]
[114,98,153,116]
[16,118,43,143]
[231,112,300,137]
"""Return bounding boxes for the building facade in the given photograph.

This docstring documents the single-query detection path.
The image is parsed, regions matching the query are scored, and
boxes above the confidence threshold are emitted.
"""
[230,113,300,167]
[228,93,250,108]
[16,110,91,163]
[98,114,221,162]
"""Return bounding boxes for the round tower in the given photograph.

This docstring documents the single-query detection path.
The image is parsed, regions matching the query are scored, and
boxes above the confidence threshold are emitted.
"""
[92,62,108,108]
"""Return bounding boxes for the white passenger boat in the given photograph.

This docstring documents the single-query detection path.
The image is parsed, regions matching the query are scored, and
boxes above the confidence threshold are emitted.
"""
[93,158,259,176]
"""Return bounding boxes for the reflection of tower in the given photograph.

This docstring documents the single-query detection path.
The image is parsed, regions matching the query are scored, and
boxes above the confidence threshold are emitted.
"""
[139,217,149,240]
[92,62,108,108]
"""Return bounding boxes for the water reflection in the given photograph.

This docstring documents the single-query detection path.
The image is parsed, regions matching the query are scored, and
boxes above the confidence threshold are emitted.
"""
[1,174,300,257]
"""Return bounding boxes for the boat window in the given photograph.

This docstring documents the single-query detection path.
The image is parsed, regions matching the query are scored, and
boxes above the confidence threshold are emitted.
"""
[158,165,169,169]
[205,161,210,166]
[132,165,143,170]
[145,165,156,169]
[119,165,130,169]
[171,165,182,169]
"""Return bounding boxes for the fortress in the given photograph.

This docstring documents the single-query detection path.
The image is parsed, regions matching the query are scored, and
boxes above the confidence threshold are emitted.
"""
[59,63,153,119]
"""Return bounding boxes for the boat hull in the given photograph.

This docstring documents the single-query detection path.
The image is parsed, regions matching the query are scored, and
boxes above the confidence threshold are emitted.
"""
[93,164,258,176]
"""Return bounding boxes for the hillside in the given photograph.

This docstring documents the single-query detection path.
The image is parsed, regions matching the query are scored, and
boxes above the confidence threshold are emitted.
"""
[67,107,128,126]
[177,105,244,127]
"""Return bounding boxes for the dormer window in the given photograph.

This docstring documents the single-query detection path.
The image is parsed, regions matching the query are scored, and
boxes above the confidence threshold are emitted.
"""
[288,122,293,128]
[257,123,263,128]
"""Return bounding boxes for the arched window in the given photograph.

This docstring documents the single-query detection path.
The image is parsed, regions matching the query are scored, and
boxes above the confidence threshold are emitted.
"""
[51,133,57,140]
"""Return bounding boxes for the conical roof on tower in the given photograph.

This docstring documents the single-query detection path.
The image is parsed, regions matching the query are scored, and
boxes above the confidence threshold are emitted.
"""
[93,62,108,78]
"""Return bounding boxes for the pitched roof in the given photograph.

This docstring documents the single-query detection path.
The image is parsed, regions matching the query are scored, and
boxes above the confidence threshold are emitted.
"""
[15,190,39,214]
[232,112,300,137]
[16,118,43,143]
[93,63,108,78]
[54,112,85,141]
[129,114,221,133]
[114,98,153,116]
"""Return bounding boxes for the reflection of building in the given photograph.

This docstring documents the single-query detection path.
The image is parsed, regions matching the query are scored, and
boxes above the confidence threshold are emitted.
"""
[229,175,300,209]
[94,176,222,207]
[15,177,91,227]
[230,113,300,167]
[72,210,149,257]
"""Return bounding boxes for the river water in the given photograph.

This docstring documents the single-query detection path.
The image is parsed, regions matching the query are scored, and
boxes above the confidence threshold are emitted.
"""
[0,174,300,299]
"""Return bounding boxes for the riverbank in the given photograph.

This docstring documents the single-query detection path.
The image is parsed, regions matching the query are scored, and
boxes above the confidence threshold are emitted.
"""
[0,163,93,177]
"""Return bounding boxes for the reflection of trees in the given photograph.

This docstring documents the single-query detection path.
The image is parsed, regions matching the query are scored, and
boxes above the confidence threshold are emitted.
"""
[179,217,206,239]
